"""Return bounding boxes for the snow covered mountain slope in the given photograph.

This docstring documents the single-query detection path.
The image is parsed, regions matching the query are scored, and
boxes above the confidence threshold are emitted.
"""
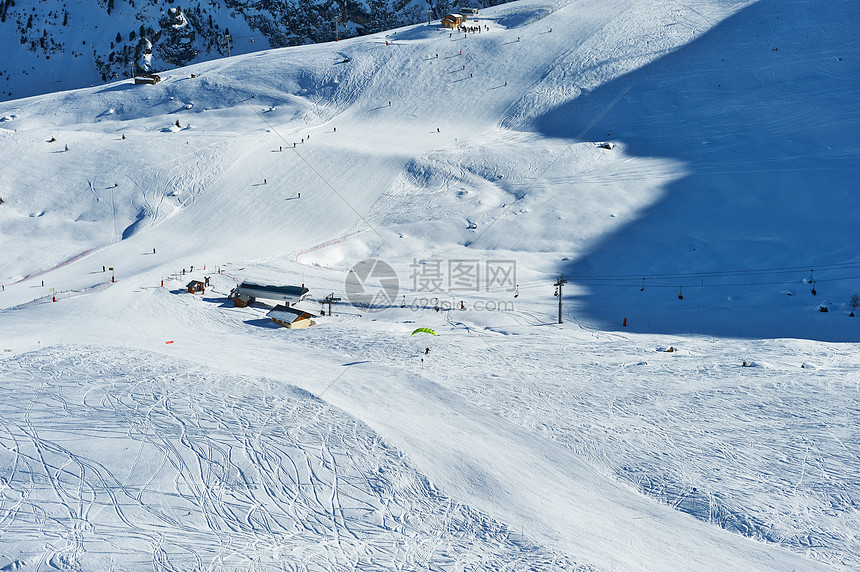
[0,0,858,569]
[0,0,485,103]
[540,0,860,340]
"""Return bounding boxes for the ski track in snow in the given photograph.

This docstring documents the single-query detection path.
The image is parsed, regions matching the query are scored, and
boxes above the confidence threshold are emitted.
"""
[0,347,585,571]
[0,0,857,569]
[282,317,860,569]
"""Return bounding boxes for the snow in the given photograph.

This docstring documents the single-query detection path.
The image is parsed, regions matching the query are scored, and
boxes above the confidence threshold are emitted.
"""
[0,0,859,569]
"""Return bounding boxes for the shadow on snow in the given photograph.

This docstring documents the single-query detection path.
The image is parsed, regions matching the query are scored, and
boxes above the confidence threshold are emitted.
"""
[532,0,860,341]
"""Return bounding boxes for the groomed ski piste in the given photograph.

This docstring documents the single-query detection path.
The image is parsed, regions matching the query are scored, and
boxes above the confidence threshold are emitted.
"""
[1,0,859,569]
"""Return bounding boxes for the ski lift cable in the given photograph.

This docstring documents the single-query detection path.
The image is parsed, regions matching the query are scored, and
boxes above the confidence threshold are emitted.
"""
[475,261,860,294]
[567,274,860,289]
[474,272,860,297]
[562,261,860,281]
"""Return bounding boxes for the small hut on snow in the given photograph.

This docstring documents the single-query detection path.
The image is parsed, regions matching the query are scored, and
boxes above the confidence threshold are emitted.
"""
[267,305,317,329]
[441,14,465,28]
[134,73,161,85]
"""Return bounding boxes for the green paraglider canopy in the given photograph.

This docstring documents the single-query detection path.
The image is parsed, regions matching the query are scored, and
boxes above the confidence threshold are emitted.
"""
[411,327,438,336]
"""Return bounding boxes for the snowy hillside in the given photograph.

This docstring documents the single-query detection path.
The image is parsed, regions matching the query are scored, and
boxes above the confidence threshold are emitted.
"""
[0,0,493,102]
[1,0,859,569]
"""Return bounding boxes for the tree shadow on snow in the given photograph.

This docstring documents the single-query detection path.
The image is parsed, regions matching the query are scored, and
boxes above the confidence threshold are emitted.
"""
[530,0,860,341]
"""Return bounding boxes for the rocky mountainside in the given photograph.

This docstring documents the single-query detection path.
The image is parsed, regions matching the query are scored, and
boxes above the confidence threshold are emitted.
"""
[0,0,500,101]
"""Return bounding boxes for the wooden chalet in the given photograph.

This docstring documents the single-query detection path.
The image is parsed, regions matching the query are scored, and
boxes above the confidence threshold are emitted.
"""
[134,73,162,85]
[186,280,205,294]
[231,293,253,307]
[441,14,465,28]
[267,305,317,329]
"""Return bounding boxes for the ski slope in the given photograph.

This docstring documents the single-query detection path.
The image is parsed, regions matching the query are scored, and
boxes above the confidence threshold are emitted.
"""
[0,0,858,569]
